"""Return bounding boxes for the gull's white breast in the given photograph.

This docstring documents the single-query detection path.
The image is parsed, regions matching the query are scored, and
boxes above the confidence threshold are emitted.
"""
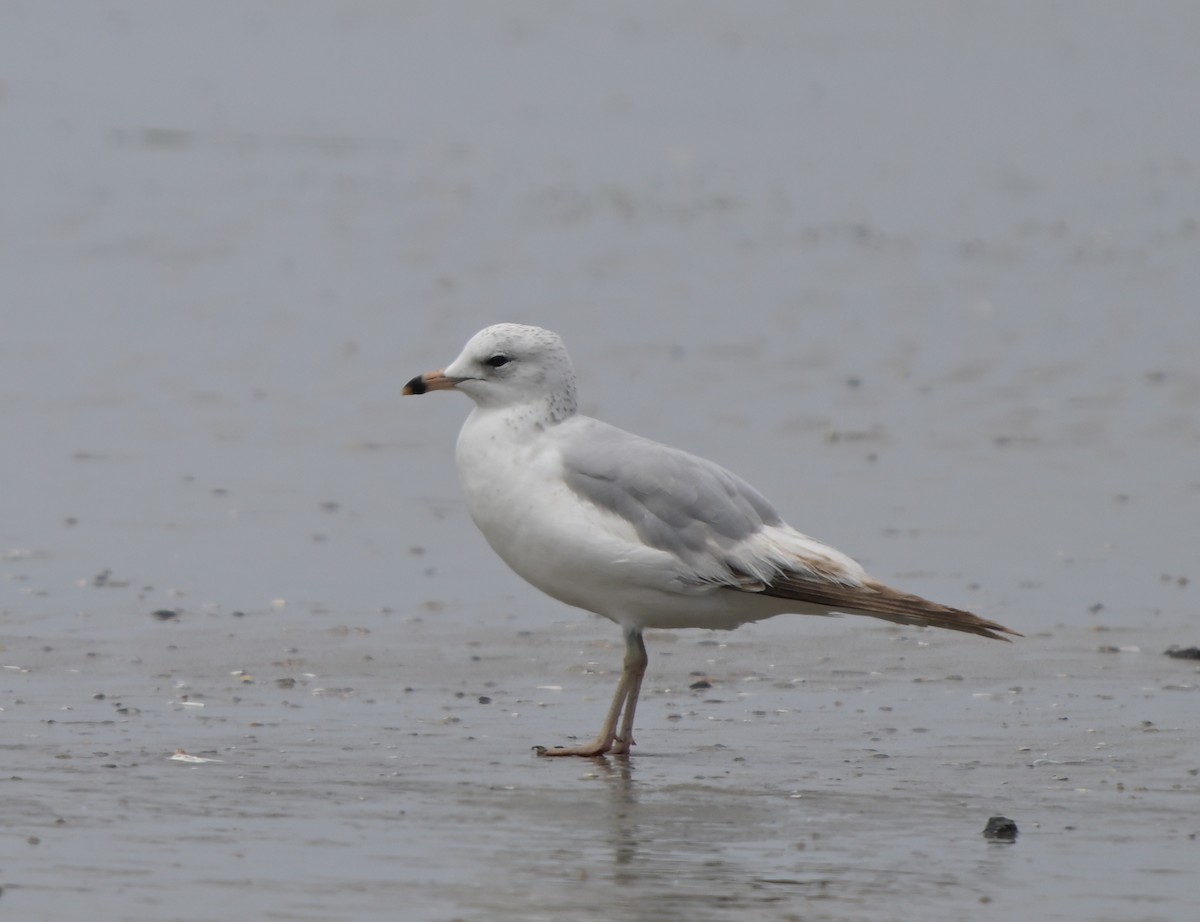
[454,408,789,630]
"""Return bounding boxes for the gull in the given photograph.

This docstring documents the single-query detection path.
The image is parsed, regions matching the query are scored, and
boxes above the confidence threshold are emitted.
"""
[403,324,1019,757]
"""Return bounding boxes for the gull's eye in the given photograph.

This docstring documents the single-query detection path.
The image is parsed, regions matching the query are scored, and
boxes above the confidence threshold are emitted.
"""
[484,354,511,368]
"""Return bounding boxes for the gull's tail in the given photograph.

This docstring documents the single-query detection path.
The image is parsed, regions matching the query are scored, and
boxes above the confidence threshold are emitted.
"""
[749,572,1021,641]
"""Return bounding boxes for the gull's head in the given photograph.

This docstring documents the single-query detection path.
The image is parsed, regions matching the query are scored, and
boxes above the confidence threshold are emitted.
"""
[403,323,578,418]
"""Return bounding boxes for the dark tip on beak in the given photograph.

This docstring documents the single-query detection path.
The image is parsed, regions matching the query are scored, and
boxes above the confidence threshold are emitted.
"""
[403,369,459,395]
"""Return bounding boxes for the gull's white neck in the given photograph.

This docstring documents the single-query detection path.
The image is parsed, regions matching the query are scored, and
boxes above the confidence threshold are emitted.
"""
[467,391,577,435]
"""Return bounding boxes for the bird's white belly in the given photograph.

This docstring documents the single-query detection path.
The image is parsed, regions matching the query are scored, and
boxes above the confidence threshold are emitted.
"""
[457,435,642,610]
[454,414,797,631]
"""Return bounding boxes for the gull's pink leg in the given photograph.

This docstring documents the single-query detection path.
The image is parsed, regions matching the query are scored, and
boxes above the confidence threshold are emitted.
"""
[536,627,645,758]
[609,629,647,755]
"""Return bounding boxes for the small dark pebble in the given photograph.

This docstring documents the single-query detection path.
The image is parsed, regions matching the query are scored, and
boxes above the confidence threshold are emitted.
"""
[151,609,179,621]
[983,816,1019,841]
[689,680,713,690]
[275,678,296,689]
[1164,645,1200,660]
[478,696,492,705]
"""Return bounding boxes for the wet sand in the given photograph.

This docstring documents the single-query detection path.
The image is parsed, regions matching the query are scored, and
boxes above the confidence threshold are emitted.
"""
[2,3,1199,920]
[4,601,1198,921]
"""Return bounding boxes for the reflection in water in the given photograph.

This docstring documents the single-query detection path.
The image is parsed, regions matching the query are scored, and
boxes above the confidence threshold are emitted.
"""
[572,756,813,921]
[592,757,639,876]
[455,756,1016,921]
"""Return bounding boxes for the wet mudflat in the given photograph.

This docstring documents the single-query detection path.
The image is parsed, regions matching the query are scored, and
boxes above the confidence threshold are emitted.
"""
[3,601,1198,922]
[3,3,1199,921]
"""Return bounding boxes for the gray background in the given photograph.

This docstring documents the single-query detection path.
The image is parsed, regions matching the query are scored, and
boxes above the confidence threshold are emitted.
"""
[2,3,1197,920]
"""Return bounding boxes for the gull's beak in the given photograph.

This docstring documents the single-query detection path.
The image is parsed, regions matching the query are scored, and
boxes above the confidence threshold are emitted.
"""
[402,369,460,396]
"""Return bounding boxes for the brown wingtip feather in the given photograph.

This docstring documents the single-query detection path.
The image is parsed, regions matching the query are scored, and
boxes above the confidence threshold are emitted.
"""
[752,574,1021,641]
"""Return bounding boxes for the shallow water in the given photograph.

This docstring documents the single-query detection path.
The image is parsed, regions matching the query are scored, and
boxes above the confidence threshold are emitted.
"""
[2,3,1199,920]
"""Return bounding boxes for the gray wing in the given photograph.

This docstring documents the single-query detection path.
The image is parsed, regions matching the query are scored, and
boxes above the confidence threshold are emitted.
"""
[560,419,783,568]
[558,420,1023,642]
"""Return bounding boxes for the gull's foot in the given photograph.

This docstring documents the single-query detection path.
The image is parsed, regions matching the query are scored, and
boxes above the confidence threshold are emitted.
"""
[533,740,612,758]
[609,735,635,756]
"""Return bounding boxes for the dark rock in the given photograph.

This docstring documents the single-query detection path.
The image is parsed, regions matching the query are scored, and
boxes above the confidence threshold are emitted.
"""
[1164,645,1200,660]
[983,816,1018,841]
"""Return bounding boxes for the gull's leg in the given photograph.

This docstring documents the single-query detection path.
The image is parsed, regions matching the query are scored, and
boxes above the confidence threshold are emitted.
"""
[609,628,647,755]
[535,627,645,758]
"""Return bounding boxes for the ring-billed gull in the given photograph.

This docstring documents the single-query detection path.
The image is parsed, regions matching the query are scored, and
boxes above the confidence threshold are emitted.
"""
[403,323,1019,757]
